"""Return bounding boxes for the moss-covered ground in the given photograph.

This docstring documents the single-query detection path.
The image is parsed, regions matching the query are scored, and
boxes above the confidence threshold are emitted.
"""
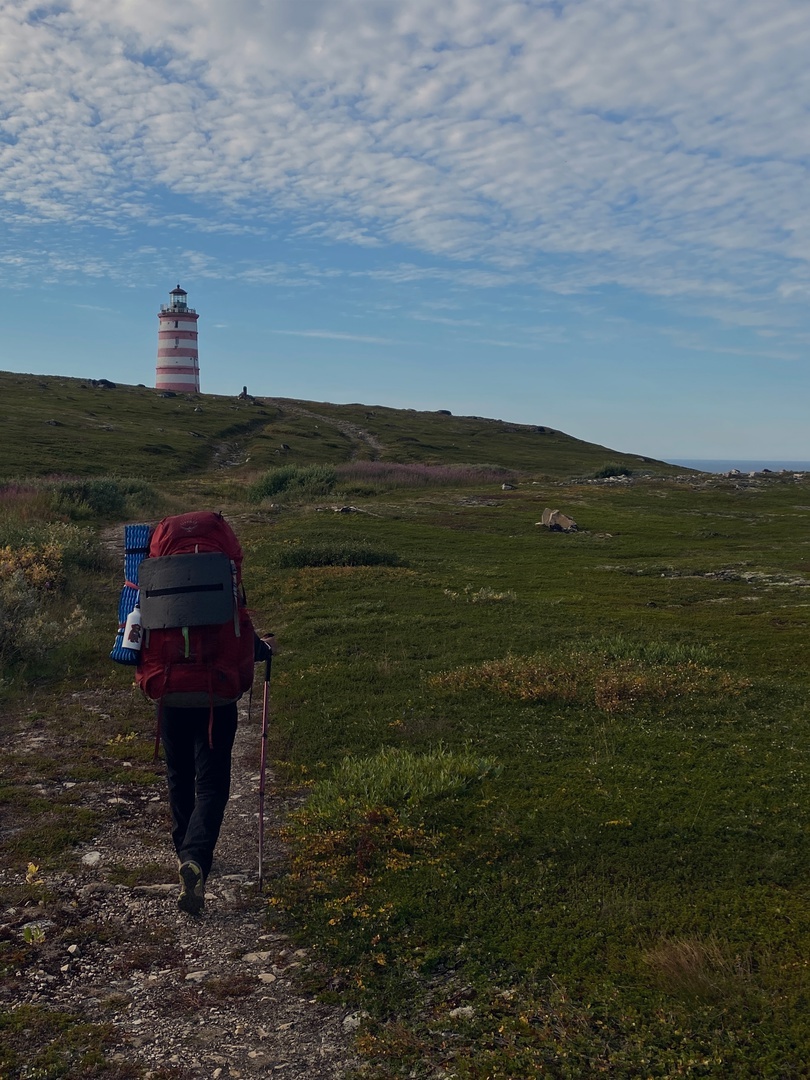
[242,474,810,1077]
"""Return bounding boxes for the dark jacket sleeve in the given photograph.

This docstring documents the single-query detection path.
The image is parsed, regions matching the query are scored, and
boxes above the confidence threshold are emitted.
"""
[253,633,273,662]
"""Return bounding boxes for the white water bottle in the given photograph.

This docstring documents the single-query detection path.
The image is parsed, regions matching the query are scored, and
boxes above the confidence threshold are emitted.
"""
[123,606,143,651]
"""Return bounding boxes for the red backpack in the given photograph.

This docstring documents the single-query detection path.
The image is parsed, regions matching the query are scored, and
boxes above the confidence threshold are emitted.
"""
[136,512,256,712]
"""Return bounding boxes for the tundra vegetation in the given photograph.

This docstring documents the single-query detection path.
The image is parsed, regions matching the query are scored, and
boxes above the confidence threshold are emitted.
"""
[0,371,808,1077]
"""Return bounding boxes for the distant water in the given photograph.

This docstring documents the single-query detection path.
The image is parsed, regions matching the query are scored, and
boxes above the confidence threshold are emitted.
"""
[670,459,810,474]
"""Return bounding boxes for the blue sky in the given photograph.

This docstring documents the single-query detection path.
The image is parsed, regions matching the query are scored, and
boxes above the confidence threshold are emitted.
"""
[1,0,809,461]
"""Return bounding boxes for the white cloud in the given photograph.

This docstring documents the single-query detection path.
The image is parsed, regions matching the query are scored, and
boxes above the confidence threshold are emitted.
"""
[270,329,400,345]
[0,0,808,327]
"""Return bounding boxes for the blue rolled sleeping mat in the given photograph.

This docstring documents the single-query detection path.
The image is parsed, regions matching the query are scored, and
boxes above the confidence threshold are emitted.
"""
[110,523,151,664]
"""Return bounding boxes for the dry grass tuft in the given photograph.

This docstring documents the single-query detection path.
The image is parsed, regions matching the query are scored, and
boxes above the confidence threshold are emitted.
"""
[204,973,257,1000]
[430,646,749,714]
[642,935,752,1002]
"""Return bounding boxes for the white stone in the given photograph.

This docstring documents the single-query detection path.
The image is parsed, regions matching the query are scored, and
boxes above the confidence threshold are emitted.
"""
[258,972,277,984]
[185,970,209,982]
[82,851,102,867]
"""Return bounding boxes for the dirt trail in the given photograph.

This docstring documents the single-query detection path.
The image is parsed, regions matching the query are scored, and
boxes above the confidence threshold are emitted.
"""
[7,695,359,1078]
[270,401,384,461]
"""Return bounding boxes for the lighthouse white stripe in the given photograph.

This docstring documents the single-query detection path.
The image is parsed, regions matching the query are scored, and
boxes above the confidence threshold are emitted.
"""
[158,319,198,332]
[158,329,198,339]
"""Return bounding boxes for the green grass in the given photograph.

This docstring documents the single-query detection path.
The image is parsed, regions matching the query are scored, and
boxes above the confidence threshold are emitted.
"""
[276,540,402,569]
[0,370,278,478]
[1,371,809,1076]
[279,397,680,476]
[247,475,810,1075]
[0,1006,123,1078]
[0,370,683,480]
[305,746,500,818]
[248,463,338,502]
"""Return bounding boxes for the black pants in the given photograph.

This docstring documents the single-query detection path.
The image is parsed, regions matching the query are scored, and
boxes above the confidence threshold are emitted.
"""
[160,702,238,880]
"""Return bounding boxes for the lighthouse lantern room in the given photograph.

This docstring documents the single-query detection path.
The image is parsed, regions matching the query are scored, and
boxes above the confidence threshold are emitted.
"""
[156,284,200,393]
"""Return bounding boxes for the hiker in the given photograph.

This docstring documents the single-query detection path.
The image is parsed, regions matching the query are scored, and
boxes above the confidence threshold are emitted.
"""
[112,511,273,915]
[161,630,274,915]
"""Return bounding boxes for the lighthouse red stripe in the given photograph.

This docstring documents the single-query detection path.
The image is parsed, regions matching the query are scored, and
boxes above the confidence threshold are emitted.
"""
[157,366,199,376]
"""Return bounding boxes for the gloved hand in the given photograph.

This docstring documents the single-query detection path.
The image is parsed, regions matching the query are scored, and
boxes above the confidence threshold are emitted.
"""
[254,633,275,662]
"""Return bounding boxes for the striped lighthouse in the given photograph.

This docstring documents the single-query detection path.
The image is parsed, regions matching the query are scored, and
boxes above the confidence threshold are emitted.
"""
[156,285,200,393]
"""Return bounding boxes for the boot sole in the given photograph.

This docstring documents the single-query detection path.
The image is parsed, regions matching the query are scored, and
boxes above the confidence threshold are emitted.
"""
[178,862,205,915]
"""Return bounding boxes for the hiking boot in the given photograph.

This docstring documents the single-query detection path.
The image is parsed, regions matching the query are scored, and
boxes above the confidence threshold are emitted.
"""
[177,860,205,915]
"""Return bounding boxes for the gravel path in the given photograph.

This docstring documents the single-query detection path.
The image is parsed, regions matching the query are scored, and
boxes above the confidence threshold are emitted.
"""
[5,697,360,1079]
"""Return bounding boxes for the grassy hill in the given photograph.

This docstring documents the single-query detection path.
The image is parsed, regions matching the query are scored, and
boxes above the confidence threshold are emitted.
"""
[8,368,810,1077]
[0,369,681,480]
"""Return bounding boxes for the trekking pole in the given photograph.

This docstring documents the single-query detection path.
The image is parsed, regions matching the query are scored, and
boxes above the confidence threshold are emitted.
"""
[258,651,272,892]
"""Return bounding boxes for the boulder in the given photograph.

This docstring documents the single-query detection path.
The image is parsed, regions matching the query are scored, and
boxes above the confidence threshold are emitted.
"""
[537,508,578,532]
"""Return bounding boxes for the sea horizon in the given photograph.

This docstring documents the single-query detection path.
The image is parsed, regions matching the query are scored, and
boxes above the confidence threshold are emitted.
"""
[669,459,810,474]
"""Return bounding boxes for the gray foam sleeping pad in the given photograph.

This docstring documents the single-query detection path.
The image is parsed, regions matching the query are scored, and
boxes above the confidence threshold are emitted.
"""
[139,552,234,629]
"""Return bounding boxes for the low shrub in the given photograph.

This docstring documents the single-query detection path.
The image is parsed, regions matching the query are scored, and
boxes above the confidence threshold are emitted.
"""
[0,541,65,590]
[593,463,632,479]
[0,518,101,675]
[248,465,336,502]
[0,484,53,522]
[0,573,86,666]
[0,573,50,664]
[277,541,401,569]
[0,476,158,522]
[51,477,158,520]
[0,521,106,573]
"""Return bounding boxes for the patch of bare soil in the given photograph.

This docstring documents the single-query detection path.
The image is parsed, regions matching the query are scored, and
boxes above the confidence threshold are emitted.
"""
[2,700,360,1078]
